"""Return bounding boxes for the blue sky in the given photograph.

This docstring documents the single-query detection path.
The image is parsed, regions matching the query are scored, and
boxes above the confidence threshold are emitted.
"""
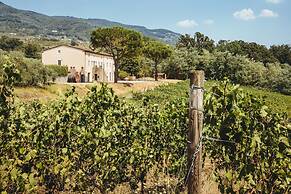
[2,0,290,45]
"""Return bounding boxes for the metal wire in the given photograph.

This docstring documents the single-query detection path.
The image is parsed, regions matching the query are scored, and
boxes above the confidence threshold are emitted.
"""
[183,135,236,186]
[190,107,204,112]
[184,137,202,186]
[203,136,237,144]
[190,84,205,92]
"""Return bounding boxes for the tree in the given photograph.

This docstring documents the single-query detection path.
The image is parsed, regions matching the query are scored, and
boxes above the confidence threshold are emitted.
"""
[120,56,142,76]
[176,32,215,52]
[143,40,172,81]
[269,44,291,65]
[24,43,41,59]
[193,32,215,52]
[0,36,23,51]
[217,40,278,64]
[90,27,143,83]
[176,34,195,49]
[161,48,199,79]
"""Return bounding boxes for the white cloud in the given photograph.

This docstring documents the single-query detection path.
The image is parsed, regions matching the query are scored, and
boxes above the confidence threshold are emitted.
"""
[177,19,198,28]
[259,9,279,17]
[233,8,256,21]
[203,19,214,25]
[266,0,282,4]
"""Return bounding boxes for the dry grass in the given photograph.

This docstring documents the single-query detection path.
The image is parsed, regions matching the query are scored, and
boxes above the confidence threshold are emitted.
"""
[108,160,220,194]
[13,80,180,102]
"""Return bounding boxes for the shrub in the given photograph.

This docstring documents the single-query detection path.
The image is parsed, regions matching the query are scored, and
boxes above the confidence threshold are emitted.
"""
[45,65,68,81]
[0,51,49,86]
[204,80,290,193]
[118,70,129,80]
[24,43,41,59]
[0,36,23,51]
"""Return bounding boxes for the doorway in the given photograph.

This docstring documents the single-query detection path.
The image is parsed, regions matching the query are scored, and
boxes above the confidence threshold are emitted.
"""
[80,74,85,83]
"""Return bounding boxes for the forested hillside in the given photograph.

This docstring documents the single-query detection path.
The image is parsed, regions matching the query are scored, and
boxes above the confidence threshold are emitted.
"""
[0,1,180,44]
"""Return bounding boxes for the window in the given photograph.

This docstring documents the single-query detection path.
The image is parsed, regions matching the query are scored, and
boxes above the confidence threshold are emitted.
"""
[58,60,62,65]
[58,50,61,53]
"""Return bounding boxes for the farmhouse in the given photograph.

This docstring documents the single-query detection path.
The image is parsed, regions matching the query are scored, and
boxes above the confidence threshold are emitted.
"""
[42,45,115,83]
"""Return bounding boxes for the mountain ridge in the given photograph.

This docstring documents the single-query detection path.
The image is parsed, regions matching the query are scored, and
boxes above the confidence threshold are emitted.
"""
[0,1,180,44]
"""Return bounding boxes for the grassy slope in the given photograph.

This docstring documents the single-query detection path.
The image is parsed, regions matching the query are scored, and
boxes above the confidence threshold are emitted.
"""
[131,80,291,117]
[14,80,291,117]
[13,80,179,102]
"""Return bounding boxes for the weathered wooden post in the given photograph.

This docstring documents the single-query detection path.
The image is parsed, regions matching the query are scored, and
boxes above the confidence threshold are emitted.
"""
[187,70,204,194]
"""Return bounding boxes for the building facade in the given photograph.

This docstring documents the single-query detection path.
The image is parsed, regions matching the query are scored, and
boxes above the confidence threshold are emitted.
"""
[42,45,115,83]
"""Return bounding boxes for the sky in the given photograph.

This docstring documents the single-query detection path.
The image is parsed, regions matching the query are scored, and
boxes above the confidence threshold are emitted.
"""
[1,0,291,46]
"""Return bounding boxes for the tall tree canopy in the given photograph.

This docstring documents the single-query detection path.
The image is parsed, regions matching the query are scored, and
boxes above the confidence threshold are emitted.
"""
[270,44,291,65]
[143,39,172,81]
[176,32,215,52]
[90,27,143,83]
[217,40,278,64]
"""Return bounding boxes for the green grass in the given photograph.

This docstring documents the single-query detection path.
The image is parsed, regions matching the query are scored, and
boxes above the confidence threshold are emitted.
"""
[239,85,291,117]
[14,80,291,117]
[131,80,291,118]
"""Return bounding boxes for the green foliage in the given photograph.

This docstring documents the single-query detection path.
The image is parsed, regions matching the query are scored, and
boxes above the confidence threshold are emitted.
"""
[143,39,172,81]
[161,48,202,79]
[0,84,188,193]
[133,80,290,193]
[0,51,48,86]
[203,80,290,193]
[176,32,215,52]
[118,70,129,80]
[0,2,179,45]
[24,43,41,59]
[162,48,291,95]
[1,52,290,193]
[137,57,153,78]
[91,27,143,83]
[217,40,278,64]
[120,57,142,76]
[0,55,20,117]
[0,51,68,86]
[0,36,23,51]
[0,76,290,193]
[45,65,68,81]
[270,44,291,65]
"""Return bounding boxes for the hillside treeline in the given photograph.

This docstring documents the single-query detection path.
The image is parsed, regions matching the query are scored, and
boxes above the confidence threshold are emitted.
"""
[1,32,291,94]
[162,48,291,95]
[159,33,291,95]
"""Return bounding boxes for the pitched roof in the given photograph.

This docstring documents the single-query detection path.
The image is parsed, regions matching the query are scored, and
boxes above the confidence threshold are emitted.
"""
[43,45,112,57]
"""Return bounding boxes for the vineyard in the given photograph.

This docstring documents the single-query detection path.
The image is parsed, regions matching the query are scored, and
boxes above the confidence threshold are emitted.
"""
[0,61,290,193]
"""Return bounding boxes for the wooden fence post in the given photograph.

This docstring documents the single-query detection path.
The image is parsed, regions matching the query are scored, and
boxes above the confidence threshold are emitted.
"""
[188,70,204,194]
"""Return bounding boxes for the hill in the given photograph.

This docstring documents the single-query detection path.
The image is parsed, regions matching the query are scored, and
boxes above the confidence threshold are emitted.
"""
[0,1,180,44]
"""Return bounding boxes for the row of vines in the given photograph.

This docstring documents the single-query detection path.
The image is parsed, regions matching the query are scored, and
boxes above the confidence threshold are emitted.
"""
[0,58,290,193]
